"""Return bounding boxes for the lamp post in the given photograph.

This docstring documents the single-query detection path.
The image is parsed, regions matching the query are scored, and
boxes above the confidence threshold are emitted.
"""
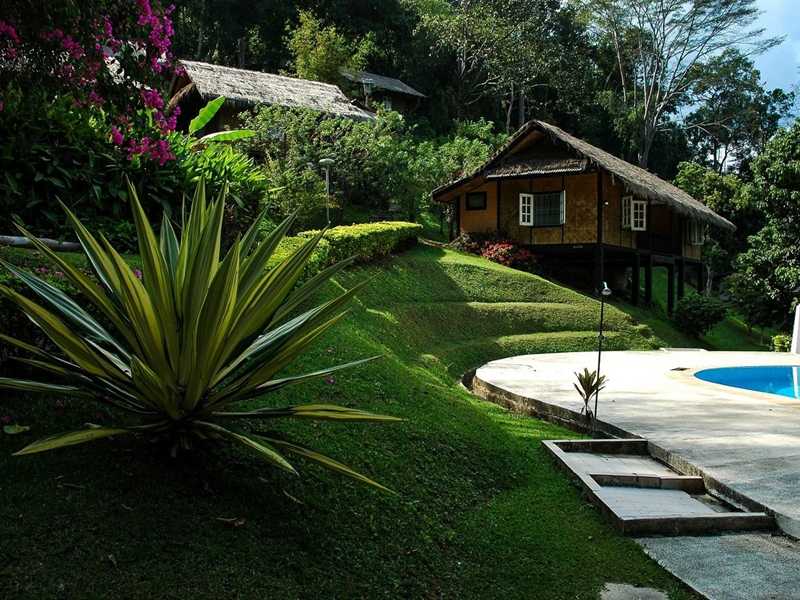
[319,158,335,225]
[594,282,612,437]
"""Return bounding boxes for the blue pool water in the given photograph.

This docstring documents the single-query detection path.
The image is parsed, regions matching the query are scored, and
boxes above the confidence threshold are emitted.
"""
[695,366,800,399]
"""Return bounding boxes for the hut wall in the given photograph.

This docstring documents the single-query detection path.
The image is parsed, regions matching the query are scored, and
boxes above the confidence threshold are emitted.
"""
[219,106,245,131]
[459,180,498,233]
[683,238,702,260]
[602,174,630,248]
[498,173,599,245]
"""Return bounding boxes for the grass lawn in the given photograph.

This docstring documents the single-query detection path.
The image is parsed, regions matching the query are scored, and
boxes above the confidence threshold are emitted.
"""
[0,243,735,599]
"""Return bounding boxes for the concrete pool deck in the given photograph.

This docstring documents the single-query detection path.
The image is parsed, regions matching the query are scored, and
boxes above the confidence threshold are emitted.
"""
[473,351,800,599]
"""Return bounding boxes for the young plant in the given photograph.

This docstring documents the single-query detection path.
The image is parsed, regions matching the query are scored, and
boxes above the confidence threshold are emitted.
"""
[573,368,606,428]
[0,179,399,491]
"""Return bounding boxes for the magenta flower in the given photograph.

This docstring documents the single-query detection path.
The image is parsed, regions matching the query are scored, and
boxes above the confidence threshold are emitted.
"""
[327,377,335,384]
[1,415,11,424]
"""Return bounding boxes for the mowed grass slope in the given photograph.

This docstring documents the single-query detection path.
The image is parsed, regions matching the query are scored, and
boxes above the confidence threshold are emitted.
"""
[0,245,698,599]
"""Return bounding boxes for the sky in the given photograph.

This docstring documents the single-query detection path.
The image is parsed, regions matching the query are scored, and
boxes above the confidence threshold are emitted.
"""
[751,0,800,93]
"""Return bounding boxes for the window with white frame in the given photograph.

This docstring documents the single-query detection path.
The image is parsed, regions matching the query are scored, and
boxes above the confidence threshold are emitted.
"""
[621,195,647,231]
[519,192,565,226]
[520,193,533,225]
[686,221,705,245]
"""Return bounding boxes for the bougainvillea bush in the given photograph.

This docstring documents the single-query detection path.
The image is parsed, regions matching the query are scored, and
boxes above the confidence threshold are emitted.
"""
[0,0,178,159]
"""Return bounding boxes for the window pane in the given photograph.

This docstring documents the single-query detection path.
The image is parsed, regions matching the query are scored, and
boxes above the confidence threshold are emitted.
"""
[519,194,533,225]
[466,193,486,210]
[534,192,563,226]
[632,200,646,231]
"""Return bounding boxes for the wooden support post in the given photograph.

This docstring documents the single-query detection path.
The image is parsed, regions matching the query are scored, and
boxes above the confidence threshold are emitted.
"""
[595,172,604,295]
[631,253,641,307]
[644,255,653,308]
[667,264,676,314]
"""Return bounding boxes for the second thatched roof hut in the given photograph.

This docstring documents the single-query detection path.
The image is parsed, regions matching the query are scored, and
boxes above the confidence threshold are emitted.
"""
[168,60,375,132]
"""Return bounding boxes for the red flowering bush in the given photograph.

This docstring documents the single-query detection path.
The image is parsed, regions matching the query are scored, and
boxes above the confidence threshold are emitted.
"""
[450,230,538,273]
[481,242,538,273]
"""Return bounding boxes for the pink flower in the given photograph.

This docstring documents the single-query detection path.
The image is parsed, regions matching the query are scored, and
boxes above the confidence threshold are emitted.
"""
[110,126,124,145]
[1,415,11,424]
[327,377,335,384]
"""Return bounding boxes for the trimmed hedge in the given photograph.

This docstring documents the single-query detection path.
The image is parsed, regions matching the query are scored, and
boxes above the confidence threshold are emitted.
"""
[265,236,331,283]
[298,221,422,266]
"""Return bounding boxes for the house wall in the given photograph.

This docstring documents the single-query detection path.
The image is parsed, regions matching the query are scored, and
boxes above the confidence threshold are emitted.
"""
[458,179,498,232]
[498,173,598,245]
[456,171,704,260]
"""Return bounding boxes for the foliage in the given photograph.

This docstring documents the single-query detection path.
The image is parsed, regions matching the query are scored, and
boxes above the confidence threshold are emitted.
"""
[573,367,606,427]
[284,10,373,85]
[673,162,764,290]
[733,118,800,328]
[0,90,126,238]
[0,91,265,252]
[245,106,504,230]
[771,334,792,353]
[410,0,586,122]
[265,236,331,283]
[299,222,422,266]
[671,294,728,337]
[724,272,777,336]
[583,0,780,168]
[683,49,795,174]
[246,106,416,224]
[1,0,179,162]
[0,180,399,490]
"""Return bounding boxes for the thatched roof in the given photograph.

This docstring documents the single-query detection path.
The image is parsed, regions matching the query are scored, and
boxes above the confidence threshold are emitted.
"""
[176,60,375,121]
[342,69,425,98]
[434,120,735,232]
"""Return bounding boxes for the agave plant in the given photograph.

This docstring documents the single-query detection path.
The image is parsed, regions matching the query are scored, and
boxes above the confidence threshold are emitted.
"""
[0,180,399,491]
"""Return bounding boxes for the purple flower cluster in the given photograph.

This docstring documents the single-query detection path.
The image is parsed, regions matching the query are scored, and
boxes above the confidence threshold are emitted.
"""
[2,1,180,164]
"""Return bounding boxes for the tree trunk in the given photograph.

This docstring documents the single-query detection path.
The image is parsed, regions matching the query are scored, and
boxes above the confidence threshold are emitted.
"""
[237,37,246,69]
[196,25,204,59]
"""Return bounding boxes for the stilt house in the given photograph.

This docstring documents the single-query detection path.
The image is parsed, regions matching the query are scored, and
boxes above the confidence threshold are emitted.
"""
[432,121,735,311]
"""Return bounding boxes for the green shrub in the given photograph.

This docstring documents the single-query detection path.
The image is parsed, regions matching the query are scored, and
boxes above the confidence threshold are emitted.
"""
[672,294,728,337]
[772,334,792,352]
[266,236,331,282]
[299,221,422,266]
[0,92,265,253]
[0,180,398,490]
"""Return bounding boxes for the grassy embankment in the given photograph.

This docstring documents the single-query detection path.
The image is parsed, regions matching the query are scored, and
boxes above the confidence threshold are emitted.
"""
[1,241,746,599]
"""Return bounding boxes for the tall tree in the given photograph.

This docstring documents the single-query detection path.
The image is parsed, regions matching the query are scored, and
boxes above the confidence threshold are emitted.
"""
[584,0,781,168]
[734,118,800,328]
[684,49,795,174]
[410,0,578,122]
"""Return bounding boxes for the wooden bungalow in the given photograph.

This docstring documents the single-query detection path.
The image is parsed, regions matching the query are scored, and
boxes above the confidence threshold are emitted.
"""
[342,69,425,115]
[432,120,735,312]
[168,60,375,133]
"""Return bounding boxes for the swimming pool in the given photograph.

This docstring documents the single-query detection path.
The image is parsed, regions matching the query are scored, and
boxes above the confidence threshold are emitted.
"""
[695,365,800,399]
